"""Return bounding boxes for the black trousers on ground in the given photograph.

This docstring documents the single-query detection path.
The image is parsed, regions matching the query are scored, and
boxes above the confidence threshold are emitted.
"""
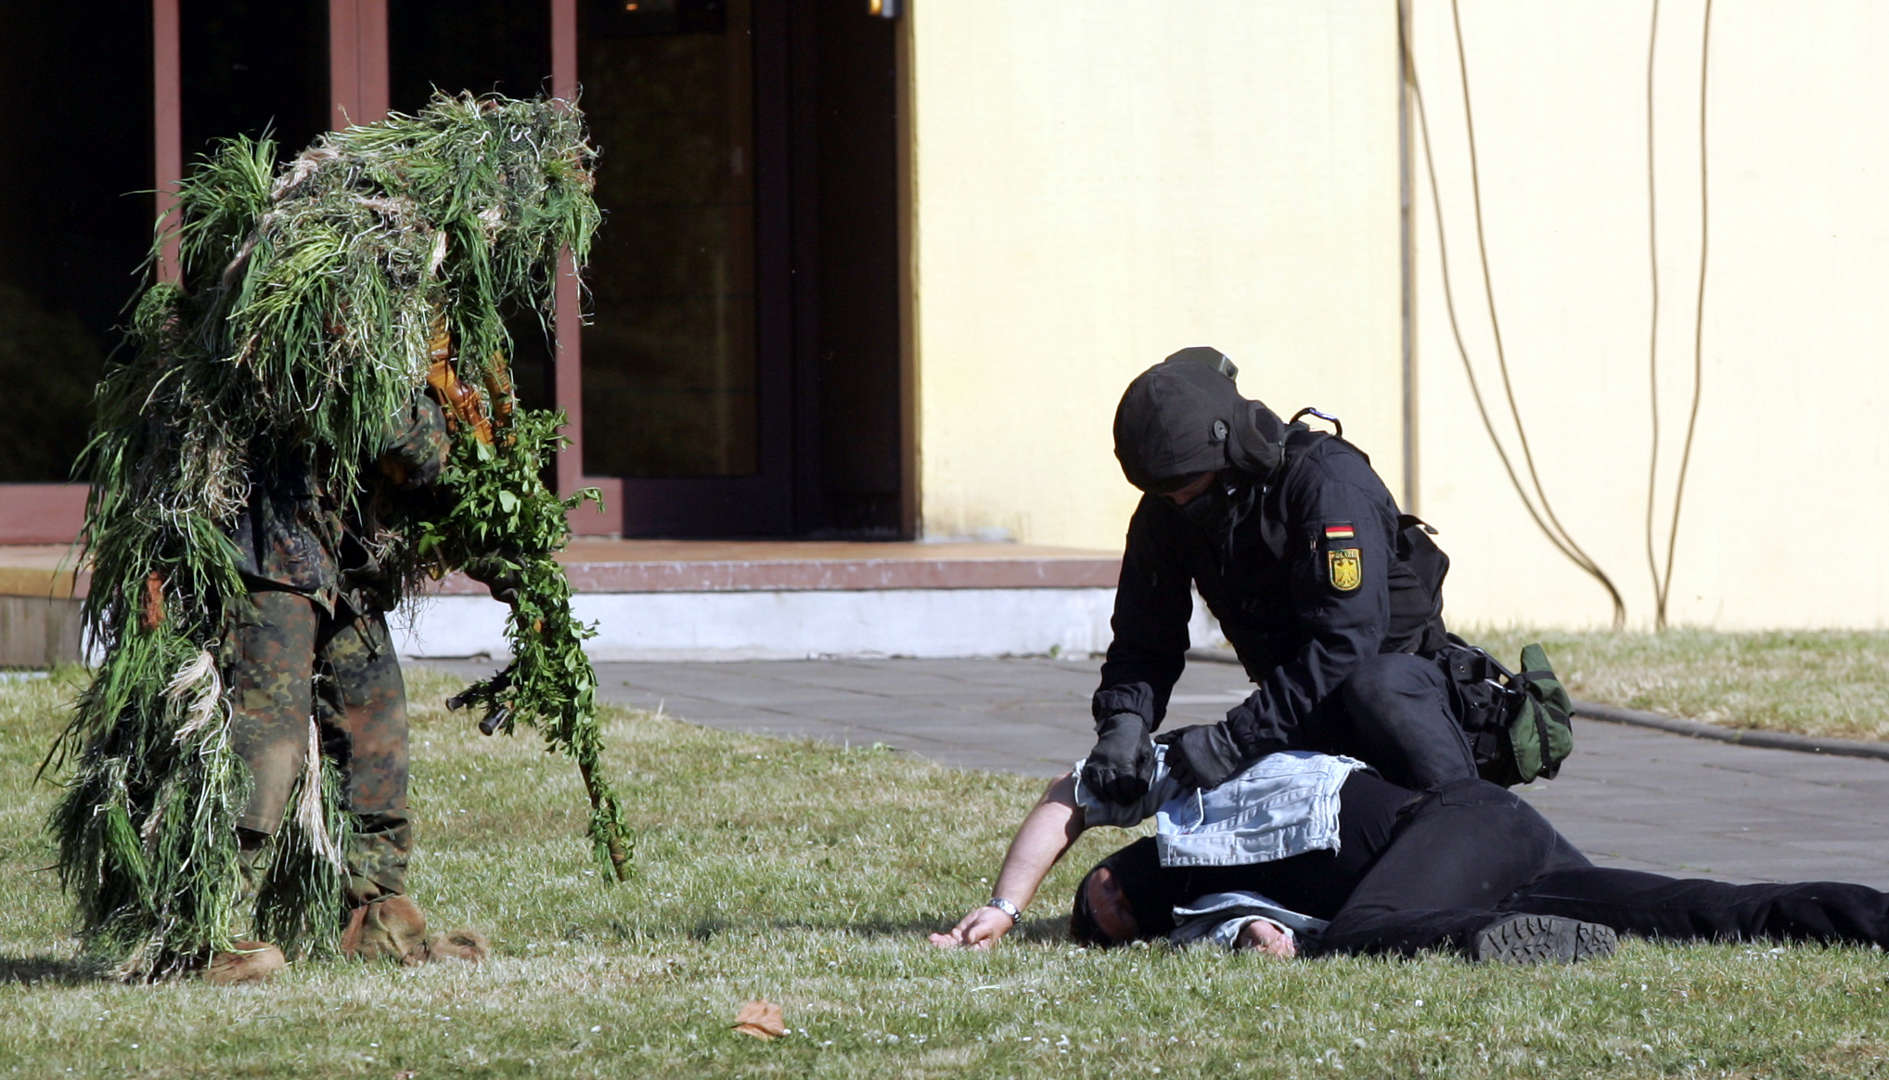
[1129,773,1889,956]
[1315,777,1889,957]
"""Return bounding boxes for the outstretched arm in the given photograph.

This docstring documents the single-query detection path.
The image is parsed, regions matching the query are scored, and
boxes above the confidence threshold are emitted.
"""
[930,774,1088,949]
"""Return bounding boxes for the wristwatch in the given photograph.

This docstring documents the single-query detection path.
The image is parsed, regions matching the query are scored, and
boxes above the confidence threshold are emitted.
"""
[986,897,1022,925]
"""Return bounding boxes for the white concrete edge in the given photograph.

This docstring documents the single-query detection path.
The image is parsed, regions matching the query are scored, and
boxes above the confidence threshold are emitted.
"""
[390,588,1228,662]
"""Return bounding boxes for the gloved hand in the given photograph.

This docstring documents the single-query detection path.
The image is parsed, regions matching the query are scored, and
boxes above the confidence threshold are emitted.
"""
[1080,712,1156,804]
[464,557,524,608]
[1157,722,1246,791]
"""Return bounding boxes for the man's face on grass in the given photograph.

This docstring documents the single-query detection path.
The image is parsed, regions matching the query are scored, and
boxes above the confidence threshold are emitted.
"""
[1084,866,1140,944]
[1072,839,1176,946]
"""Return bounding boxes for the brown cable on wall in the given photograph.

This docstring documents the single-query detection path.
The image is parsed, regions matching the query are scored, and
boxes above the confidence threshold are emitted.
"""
[1656,0,1713,629]
[1643,0,1669,626]
[1400,0,1629,628]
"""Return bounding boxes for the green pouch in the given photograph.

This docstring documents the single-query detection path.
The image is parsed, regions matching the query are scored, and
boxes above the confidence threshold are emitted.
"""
[1500,643,1574,784]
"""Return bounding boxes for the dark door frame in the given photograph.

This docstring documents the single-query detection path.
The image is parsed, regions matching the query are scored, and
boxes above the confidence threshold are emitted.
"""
[1,0,914,545]
[572,0,799,538]
[0,0,391,546]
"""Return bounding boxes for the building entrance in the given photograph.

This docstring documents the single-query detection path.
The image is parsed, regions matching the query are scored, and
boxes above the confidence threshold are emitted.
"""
[0,0,905,543]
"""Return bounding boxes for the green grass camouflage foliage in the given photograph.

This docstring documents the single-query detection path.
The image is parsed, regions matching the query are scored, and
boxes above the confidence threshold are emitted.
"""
[54,91,608,978]
[6,667,1889,1078]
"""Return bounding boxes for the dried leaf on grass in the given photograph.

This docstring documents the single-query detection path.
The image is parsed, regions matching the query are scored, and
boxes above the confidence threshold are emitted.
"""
[733,999,788,1040]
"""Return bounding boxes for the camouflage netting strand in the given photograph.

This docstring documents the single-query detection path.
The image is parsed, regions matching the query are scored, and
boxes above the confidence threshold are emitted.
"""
[42,93,627,981]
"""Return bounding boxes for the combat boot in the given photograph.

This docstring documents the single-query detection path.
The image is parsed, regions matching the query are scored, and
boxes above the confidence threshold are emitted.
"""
[340,894,430,964]
[1470,914,1617,964]
[204,941,286,984]
[418,928,492,964]
[202,831,286,983]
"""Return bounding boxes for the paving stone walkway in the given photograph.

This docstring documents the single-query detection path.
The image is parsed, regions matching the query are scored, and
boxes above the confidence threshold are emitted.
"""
[424,655,1889,888]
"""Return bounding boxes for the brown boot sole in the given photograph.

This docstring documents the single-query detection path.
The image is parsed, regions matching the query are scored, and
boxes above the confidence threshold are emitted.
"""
[419,929,492,964]
[204,941,285,985]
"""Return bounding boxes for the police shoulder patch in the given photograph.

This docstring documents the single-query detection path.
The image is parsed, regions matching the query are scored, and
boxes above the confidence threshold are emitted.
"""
[1327,547,1362,592]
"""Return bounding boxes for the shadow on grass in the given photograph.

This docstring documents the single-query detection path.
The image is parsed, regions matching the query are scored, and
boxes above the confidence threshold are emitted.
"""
[0,954,107,986]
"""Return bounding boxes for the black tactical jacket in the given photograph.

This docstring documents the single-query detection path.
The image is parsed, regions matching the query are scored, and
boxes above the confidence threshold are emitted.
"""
[1093,354,1450,759]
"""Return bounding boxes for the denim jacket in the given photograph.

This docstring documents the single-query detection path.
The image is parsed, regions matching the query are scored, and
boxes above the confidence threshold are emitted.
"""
[1071,746,1365,948]
[1072,746,1367,868]
[1169,891,1331,950]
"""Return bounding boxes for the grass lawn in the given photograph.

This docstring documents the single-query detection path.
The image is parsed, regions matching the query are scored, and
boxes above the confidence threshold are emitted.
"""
[1458,629,1889,743]
[4,666,1888,1078]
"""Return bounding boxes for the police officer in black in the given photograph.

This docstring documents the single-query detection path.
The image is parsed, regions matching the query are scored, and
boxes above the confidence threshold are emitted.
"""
[1083,346,1479,802]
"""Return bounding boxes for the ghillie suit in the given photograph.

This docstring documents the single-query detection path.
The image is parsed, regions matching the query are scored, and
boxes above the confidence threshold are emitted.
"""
[44,94,627,981]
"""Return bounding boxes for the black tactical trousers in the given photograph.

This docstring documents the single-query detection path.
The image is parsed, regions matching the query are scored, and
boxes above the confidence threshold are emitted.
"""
[1330,652,1480,789]
[226,588,412,905]
[1317,778,1889,957]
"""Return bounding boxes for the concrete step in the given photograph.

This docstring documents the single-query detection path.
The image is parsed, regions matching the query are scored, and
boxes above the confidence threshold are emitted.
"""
[0,540,1154,664]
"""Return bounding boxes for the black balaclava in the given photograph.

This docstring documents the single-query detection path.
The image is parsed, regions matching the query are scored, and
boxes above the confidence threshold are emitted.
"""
[1068,837,1180,946]
[1112,346,1292,495]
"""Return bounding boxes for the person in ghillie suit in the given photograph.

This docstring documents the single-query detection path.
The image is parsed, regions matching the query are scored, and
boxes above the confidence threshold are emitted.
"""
[46,93,612,983]
[209,392,469,982]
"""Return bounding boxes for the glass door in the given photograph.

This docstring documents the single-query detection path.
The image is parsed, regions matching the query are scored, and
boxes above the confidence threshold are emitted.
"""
[575,0,792,535]
[3,4,150,540]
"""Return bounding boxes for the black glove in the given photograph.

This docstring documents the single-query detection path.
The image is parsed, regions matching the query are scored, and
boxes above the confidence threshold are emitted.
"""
[1080,712,1156,804]
[464,557,524,608]
[1158,722,1246,791]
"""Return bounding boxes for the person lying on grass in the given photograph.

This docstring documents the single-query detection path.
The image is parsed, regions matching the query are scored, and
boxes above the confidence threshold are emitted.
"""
[931,744,1889,962]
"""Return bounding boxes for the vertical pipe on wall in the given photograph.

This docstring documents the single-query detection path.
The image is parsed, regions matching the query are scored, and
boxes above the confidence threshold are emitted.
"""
[1397,1,1419,516]
[551,0,584,498]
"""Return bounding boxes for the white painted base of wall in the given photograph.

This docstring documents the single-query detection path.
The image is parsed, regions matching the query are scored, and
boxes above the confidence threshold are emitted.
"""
[390,588,1229,662]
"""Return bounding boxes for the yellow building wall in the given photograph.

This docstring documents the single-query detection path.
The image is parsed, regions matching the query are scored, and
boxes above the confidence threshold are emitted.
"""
[1406,1,1889,629]
[906,2,1407,551]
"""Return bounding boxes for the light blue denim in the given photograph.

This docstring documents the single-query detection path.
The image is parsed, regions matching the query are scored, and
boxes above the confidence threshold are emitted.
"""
[1169,891,1331,950]
[1070,745,1366,949]
[1071,745,1369,868]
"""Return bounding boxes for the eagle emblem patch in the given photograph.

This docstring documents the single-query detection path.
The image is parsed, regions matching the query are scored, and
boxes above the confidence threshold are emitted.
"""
[1327,548,1362,591]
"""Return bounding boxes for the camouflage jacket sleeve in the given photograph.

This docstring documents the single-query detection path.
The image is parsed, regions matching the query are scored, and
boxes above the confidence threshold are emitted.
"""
[377,393,452,491]
[332,392,454,614]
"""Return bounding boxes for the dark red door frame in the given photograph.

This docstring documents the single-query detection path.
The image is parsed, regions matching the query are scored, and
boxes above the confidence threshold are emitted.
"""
[329,0,390,129]
[0,0,178,544]
[4,0,904,545]
[551,0,585,501]
[568,0,798,537]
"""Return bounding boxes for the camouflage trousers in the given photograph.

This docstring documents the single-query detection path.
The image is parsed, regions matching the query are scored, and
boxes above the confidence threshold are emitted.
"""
[227,589,411,906]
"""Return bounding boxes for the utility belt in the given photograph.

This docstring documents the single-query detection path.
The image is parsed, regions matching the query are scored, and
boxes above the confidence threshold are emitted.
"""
[1438,637,1575,787]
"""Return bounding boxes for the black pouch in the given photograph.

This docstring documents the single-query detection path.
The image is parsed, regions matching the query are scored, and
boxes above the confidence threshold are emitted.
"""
[1444,640,1574,786]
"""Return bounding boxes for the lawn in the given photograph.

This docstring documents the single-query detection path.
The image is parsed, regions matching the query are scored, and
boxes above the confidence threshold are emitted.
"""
[3,666,1888,1079]
[1460,628,1889,742]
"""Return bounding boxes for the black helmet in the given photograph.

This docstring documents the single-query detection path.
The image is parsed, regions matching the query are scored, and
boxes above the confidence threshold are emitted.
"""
[1112,346,1290,493]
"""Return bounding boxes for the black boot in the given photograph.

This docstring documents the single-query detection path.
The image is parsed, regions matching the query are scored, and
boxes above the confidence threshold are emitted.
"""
[1470,914,1617,964]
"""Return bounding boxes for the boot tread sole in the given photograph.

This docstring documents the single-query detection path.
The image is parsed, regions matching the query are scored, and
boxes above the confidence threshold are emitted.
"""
[1473,914,1618,964]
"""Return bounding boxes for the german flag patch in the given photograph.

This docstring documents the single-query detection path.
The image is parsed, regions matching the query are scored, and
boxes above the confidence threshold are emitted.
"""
[1323,523,1356,541]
